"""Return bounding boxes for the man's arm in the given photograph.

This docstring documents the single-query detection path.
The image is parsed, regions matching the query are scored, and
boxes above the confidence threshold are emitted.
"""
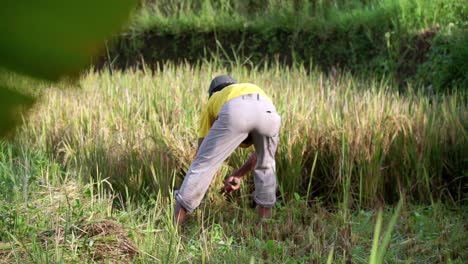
[231,152,257,178]
[223,152,257,194]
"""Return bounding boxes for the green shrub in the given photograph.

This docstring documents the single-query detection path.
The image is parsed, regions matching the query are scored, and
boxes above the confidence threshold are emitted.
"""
[101,0,467,92]
[415,23,468,92]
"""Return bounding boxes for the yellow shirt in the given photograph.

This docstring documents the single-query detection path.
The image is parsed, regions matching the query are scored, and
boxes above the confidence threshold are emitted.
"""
[198,83,272,138]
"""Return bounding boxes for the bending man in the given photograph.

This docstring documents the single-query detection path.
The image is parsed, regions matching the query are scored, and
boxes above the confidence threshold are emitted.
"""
[174,75,281,224]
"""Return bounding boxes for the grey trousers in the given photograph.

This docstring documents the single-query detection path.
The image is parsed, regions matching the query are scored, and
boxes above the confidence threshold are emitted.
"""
[175,94,281,213]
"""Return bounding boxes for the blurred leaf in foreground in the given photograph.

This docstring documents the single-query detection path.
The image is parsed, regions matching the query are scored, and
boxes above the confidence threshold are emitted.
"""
[0,87,35,137]
[0,0,137,81]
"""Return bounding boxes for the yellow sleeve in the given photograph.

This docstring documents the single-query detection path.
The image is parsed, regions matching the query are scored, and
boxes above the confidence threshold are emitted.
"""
[198,104,214,138]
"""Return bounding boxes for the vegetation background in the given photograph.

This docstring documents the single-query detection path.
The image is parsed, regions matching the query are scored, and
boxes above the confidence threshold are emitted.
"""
[0,0,466,263]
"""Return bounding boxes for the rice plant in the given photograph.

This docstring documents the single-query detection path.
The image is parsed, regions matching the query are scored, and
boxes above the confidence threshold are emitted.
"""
[1,60,466,262]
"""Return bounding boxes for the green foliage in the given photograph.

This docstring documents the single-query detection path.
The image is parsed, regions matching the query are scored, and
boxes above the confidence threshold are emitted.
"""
[0,0,136,80]
[13,62,467,207]
[1,159,466,262]
[107,0,467,91]
[0,88,34,137]
[0,143,62,241]
[1,63,466,262]
[416,23,468,91]
[369,199,403,264]
[0,0,136,138]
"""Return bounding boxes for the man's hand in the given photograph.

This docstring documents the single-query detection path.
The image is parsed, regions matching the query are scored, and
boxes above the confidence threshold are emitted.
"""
[221,152,257,195]
[223,176,241,194]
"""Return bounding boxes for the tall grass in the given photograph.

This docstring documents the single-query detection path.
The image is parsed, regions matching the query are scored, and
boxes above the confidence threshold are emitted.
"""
[13,61,466,208]
[132,0,464,33]
[109,0,467,92]
[1,141,466,262]
[1,61,467,262]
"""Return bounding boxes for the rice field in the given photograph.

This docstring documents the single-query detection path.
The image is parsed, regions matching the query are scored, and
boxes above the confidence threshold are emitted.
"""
[0,61,466,262]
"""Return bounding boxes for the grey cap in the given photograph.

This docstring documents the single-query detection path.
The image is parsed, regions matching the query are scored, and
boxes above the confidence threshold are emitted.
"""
[208,75,237,97]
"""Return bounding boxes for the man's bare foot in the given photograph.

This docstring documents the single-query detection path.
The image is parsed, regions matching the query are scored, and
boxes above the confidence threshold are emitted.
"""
[257,206,271,219]
[174,201,187,225]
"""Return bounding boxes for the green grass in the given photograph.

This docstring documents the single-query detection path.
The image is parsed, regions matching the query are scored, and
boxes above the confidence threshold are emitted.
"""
[0,145,466,262]
[0,1,466,262]
[108,0,467,93]
[15,62,466,205]
[131,0,465,33]
[1,60,466,262]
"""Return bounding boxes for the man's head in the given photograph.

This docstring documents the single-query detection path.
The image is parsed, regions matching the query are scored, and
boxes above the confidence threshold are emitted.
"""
[208,75,237,97]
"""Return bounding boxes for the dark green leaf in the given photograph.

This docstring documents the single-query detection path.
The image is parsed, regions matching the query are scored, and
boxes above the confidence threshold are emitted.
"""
[0,87,35,137]
[0,0,137,80]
